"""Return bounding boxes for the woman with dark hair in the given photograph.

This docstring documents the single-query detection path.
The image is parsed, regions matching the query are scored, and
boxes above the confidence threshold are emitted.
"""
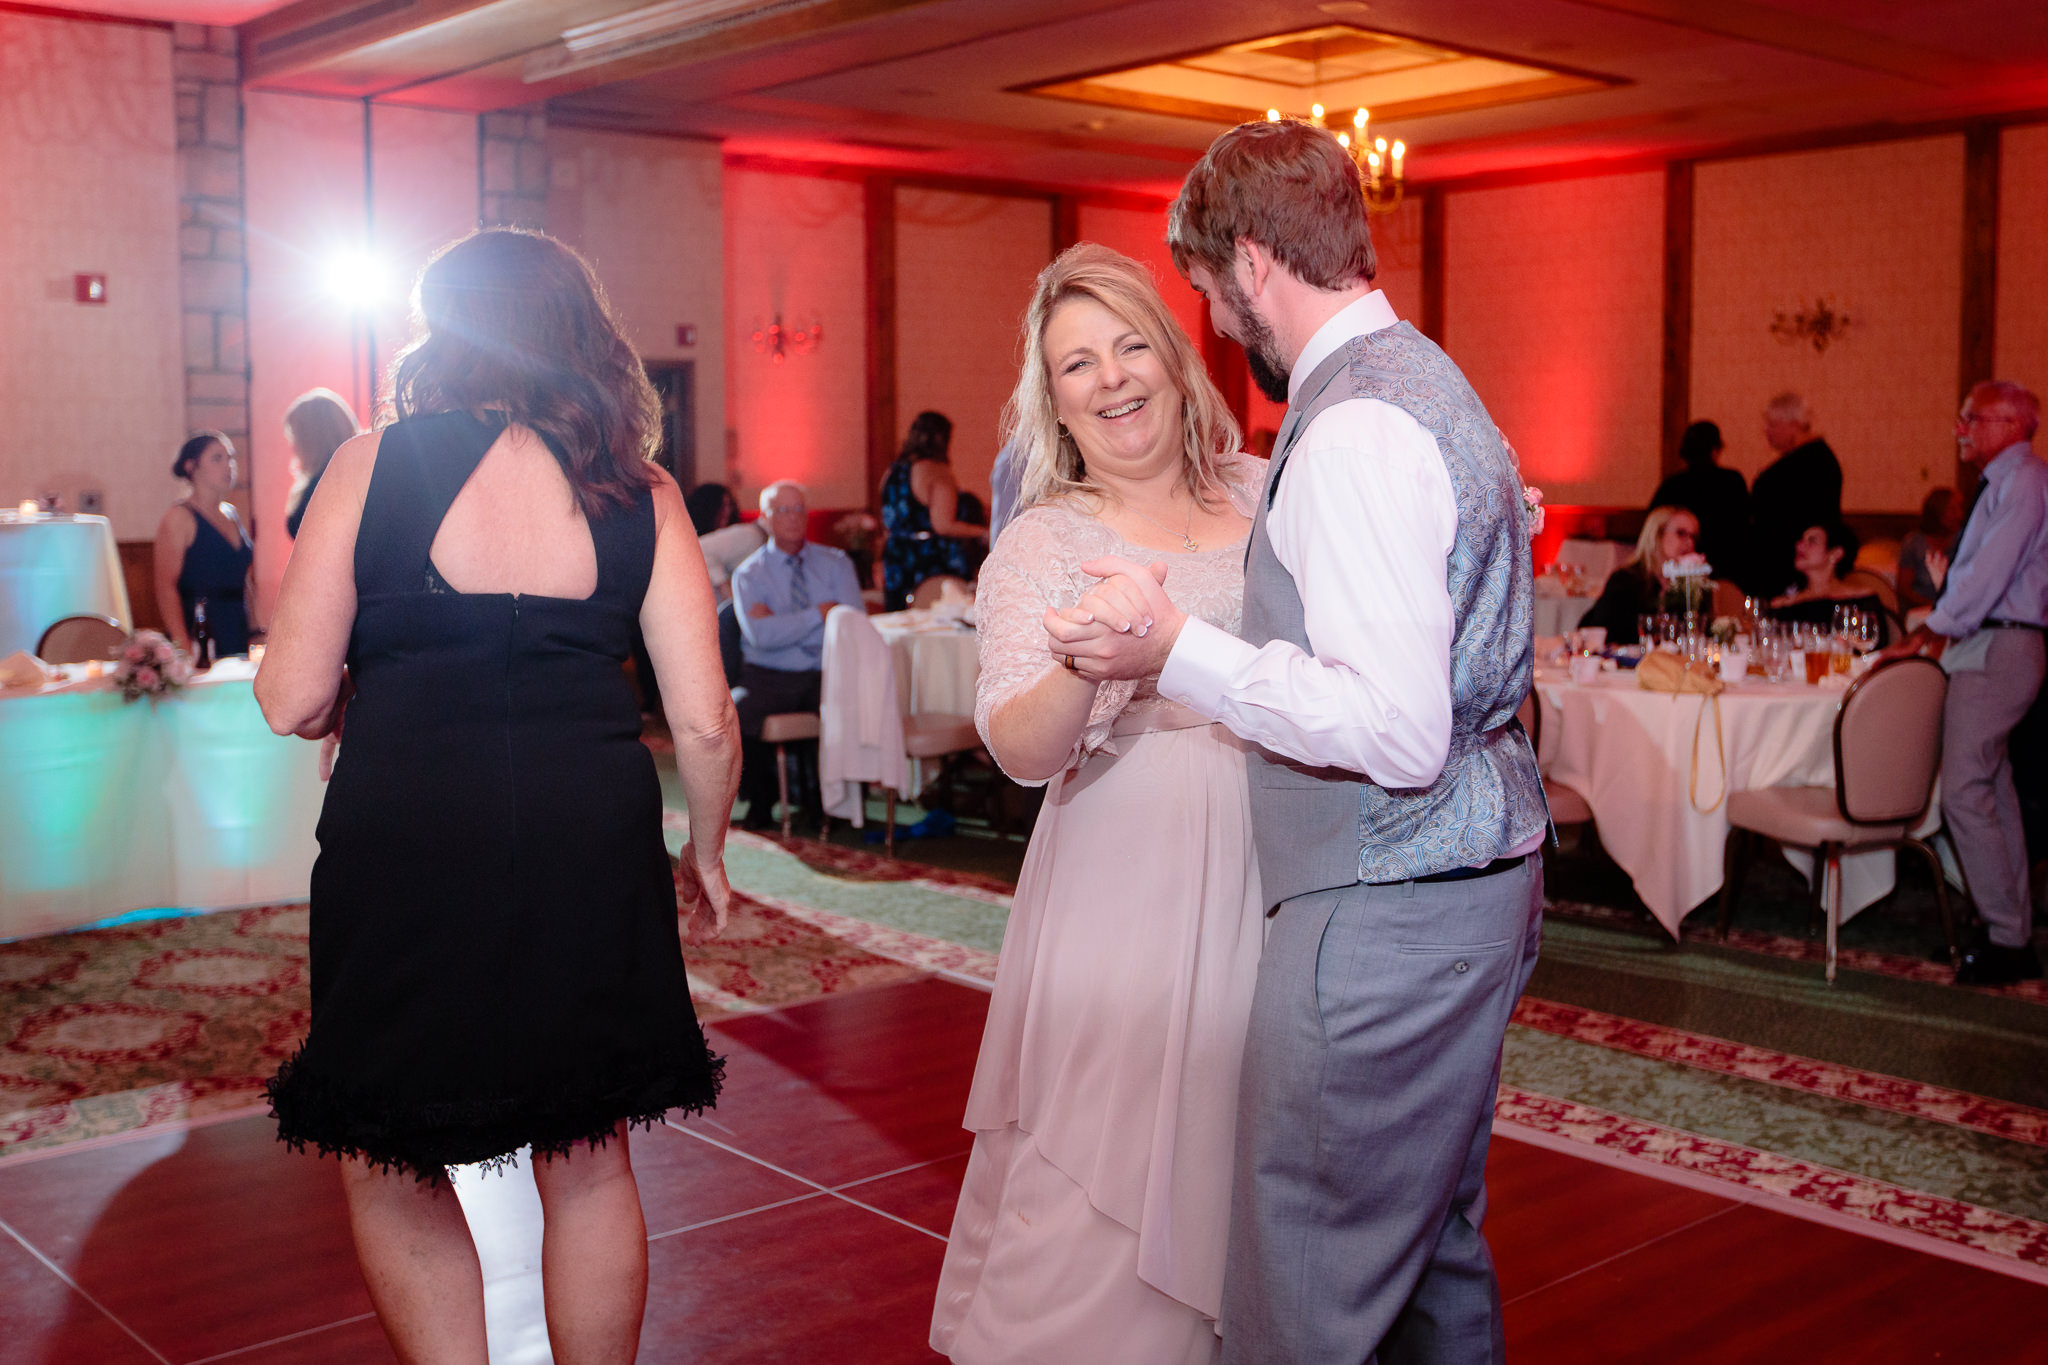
[282,388,361,539]
[880,409,988,609]
[683,481,738,536]
[1648,420,1747,574]
[1897,486,1966,614]
[689,481,766,604]
[255,227,741,1363]
[153,430,258,660]
[1767,520,1894,644]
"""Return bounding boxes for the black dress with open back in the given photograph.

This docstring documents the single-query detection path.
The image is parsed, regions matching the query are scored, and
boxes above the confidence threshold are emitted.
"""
[266,411,721,1180]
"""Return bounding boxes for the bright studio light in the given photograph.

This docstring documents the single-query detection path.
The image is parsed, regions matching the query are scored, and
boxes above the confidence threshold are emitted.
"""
[320,249,391,309]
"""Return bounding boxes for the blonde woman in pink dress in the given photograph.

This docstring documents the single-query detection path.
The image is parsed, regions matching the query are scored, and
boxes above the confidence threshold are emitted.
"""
[931,243,1265,1364]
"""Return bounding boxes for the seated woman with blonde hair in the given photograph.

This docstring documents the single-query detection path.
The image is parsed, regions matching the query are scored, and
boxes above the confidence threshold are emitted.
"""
[930,242,1264,1364]
[1576,504,1702,645]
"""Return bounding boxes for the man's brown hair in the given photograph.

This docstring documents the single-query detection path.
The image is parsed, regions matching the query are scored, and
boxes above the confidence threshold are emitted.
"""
[1168,118,1376,290]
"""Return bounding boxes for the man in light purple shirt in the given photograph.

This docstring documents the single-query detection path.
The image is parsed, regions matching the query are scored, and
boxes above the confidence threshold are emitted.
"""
[1884,380,2048,984]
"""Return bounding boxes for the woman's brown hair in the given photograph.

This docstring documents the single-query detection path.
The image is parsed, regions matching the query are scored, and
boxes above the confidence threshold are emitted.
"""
[387,228,659,515]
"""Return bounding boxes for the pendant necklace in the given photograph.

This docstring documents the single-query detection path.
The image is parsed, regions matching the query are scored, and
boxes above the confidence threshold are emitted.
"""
[1124,494,1198,552]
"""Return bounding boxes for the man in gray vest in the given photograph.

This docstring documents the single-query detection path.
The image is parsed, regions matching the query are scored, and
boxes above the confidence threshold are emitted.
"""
[1054,119,1547,1362]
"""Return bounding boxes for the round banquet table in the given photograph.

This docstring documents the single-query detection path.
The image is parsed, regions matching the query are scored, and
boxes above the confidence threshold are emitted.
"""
[868,610,979,790]
[0,658,324,940]
[1533,667,1932,937]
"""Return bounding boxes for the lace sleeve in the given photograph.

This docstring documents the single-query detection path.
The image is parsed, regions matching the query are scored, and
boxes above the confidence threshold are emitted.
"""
[973,507,1138,787]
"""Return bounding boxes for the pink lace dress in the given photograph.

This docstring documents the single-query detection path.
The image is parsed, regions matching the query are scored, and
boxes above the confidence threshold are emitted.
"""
[932,459,1266,1365]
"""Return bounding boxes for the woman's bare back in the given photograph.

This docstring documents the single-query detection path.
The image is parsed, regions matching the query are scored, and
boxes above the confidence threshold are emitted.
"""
[429,425,598,599]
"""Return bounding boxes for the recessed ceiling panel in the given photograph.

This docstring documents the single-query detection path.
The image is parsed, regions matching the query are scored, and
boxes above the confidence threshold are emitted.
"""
[1019,22,1621,129]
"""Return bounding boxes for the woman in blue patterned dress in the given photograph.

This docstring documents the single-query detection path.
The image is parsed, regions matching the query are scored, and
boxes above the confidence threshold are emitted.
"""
[880,410,987,609]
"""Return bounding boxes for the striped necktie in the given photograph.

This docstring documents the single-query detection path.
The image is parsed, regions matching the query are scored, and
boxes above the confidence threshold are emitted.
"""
[786,551,809,611]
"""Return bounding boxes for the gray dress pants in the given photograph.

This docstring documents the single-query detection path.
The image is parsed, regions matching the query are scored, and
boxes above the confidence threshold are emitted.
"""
[1221,857,1544,1365]
[1942,629,2047,948]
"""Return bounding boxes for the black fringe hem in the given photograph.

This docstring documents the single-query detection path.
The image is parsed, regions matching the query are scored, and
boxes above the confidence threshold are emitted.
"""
[265,1046,726,1186]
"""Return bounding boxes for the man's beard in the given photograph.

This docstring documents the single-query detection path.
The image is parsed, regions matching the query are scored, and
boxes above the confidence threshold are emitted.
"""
[1219,272,1291,403]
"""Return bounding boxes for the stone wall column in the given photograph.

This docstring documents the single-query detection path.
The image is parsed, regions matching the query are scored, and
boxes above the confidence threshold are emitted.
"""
[173,23,248,455]
[480,109,548,230]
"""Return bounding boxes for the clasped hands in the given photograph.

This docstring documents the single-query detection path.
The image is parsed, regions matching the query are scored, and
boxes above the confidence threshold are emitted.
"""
[1044,556,1188,682]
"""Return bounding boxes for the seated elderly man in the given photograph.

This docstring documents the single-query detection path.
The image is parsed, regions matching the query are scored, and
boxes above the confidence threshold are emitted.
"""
[729,479,863,831]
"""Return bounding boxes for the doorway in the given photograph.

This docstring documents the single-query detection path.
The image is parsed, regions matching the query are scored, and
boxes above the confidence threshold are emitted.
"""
[646,361,696,490]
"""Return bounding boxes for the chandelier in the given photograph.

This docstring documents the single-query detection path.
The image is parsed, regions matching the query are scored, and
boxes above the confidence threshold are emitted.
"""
[1266,105,1406,215]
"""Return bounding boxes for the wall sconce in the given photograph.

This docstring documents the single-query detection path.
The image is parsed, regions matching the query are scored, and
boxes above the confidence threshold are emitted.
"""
[1770,299,1853,354]
[752,315,822,364]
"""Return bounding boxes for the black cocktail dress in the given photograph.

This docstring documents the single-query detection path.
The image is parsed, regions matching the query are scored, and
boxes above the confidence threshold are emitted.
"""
[267,412,721,1179]
[176,506,253,657]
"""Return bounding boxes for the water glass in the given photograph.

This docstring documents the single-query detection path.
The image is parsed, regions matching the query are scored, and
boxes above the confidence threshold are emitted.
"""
[1636,614,1656,648]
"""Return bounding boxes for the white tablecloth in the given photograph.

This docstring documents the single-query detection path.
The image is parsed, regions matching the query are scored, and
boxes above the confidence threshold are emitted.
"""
[868,611,979,792]
[1534,670,1911,937]
[0,515,131,657]
[1533,594,1599,638]
[0,659,324,940]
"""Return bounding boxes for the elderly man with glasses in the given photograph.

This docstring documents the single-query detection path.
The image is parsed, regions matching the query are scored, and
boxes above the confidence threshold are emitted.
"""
[728,479,863,831]
[1884,381,2048,984]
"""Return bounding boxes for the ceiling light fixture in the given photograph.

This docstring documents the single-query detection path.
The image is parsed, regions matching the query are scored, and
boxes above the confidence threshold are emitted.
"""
[524,0,824,83]
[1334,107,1404,214]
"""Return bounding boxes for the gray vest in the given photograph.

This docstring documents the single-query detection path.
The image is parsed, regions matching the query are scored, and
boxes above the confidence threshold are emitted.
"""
[1241,321,1547,901]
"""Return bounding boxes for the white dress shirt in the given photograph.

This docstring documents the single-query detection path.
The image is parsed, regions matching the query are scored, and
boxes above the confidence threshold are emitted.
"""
[1159,291,1460,791]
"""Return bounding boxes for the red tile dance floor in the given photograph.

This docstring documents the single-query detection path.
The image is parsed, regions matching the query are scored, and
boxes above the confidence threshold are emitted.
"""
[2,976,2044,1363]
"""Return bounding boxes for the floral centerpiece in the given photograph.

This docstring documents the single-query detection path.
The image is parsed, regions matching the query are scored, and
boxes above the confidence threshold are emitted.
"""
[113,630,192,703]
[833,510,882,590]
[1661,553,1714,621]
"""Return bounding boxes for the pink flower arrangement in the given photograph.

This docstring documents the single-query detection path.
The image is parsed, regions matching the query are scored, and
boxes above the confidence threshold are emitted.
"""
[1522,484,1545,538]
[113,630,193,702]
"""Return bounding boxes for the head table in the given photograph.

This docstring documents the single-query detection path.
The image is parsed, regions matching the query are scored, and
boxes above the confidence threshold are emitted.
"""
[0,658,325,941]
[1533,667,1937,938]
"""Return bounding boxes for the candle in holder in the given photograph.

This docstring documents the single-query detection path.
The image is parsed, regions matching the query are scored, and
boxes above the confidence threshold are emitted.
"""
[17,500,37,517]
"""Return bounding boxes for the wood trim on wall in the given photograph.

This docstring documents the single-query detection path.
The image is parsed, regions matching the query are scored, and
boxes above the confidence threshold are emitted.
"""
[863,176,897,513]
[1659,160,1694,479]
[1959,122,2002,494]
[1053,194,1080,255]
[1419,187,1446,345]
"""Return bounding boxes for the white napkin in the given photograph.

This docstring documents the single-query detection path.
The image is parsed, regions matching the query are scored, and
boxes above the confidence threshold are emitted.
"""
[0,651,56,690]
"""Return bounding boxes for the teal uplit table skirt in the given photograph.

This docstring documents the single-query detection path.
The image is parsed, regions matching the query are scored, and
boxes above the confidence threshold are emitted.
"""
[0,662,323,940]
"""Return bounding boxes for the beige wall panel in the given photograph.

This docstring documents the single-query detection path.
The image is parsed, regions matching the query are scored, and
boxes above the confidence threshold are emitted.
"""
[1073,201,1203,357]
[0,13,183,539]
[367,105,483,390]
[244,91,368,615]
[549,129,725,491]
[1694,137,1964,513]
[721,167,867,508]
[1445,171,1665,507]
[1370,196,1426,335]
[1996,123,2048,398]
[896,189,1052,507]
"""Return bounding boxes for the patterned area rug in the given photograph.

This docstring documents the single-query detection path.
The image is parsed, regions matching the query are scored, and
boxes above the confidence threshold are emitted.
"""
[707,831,2048,1282]
[0,874,922,1162]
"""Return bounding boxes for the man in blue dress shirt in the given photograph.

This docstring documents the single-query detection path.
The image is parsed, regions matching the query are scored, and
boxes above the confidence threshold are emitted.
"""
[1885,381,2048,984]
[729,480,864,830]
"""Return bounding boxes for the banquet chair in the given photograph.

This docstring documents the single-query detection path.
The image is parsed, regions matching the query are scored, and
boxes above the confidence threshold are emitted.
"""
[1516,695,1593,830]
[816,605,979,857]
[759,711,822,839]
[1716,656,1955,983]
[36,614,125,663]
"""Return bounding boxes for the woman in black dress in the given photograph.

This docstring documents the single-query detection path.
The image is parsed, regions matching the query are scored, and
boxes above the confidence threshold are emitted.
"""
[256,228,741,1363]
[152,431,258,659]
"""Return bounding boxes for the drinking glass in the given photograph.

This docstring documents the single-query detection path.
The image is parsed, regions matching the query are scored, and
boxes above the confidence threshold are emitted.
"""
[1637,614,1655,648]
[1853,611,1880,655]
[1804,647,1830,685]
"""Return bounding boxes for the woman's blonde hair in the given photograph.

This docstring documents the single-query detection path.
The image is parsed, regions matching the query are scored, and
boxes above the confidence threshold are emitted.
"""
[1004,243,1241,512]
[1629,505,1698,573]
